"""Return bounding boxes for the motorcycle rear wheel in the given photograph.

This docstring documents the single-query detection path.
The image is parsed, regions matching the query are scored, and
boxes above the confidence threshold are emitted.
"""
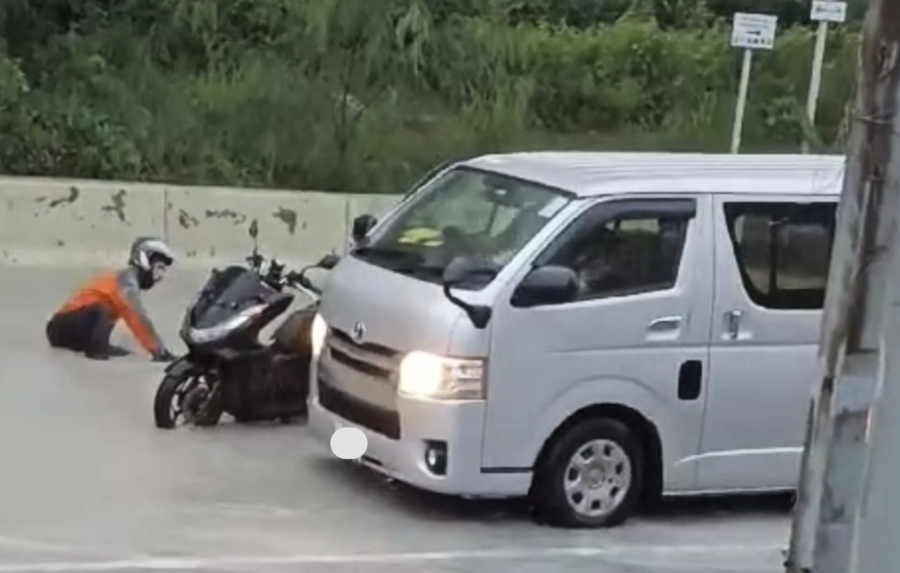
[154,373,223,429]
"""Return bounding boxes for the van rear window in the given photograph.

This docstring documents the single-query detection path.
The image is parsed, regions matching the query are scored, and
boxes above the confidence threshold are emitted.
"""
[724,201,837,310]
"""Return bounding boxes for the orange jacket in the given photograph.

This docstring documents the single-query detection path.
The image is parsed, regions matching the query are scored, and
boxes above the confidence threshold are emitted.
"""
[55,268,165,355]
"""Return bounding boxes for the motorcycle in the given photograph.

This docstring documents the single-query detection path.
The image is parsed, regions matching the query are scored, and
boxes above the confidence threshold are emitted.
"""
[153,221,338,429]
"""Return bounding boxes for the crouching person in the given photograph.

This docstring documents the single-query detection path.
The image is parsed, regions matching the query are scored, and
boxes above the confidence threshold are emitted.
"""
[46,237,177,362]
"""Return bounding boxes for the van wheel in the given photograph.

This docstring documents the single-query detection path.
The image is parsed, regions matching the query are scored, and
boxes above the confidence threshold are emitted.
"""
[532,417,644,528]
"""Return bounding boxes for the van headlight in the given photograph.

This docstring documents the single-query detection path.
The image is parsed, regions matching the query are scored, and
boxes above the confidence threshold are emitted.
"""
[398,351,485,400]
[188,304,266,344]
[311,313,328,357]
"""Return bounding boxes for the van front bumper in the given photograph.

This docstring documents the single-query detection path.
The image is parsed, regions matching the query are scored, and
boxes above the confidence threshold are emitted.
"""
[308,395,532,498]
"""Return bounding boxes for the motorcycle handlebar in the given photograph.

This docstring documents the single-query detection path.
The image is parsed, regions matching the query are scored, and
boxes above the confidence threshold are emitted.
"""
[246,253,265,269]
[287,268,322,296]
[246,251,326,297]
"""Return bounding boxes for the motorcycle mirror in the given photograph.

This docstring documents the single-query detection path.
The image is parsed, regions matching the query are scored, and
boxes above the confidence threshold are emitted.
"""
[351,214,377,243]
[317,253,340,270]
[248,219,261,267]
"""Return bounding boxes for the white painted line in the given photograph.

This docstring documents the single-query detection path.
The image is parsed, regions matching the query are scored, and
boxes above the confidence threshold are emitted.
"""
[593,552,784,572]
[0,543,782,572]
[0,537,78,553]
[0,536,121,557]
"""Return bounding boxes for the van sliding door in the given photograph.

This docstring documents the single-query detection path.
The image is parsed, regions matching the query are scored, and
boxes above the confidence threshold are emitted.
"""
[698,194,837,491]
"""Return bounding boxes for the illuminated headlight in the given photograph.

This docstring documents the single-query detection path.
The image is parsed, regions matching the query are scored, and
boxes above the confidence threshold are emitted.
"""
[188,304,266,344]
[311,313,329,357]
[398,351,485,400]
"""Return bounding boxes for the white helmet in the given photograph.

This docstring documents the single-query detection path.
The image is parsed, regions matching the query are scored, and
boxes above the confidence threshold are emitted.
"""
[129,237,175,271]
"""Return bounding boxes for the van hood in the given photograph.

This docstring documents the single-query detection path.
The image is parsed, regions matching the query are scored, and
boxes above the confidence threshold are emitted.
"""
[319,255,464,356]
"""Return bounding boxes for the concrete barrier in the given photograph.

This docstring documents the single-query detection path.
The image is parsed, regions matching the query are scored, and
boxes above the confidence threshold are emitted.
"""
[0,177,166,266]
[165,186,349,266]
[0,176,401,268]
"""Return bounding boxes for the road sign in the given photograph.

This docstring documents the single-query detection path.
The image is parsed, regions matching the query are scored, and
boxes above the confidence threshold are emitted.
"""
[804,1,848,152]
[731,12,778,51]
[730,12,778,153]
[811,0,848,23]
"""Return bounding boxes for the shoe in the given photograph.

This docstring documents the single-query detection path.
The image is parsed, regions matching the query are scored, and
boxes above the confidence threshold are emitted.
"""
[107,345,131,357]
[84,349,110,361]
[151,348,177,363]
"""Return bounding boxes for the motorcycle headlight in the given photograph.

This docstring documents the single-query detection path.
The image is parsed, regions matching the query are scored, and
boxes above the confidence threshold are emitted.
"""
[188,304,267,344]
[311,313,329,357]
[398,351,485,401]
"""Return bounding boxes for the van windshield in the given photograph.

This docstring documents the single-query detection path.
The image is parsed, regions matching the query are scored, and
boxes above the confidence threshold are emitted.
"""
[353,166,571,284]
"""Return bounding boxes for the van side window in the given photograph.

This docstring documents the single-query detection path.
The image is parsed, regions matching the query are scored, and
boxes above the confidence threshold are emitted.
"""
[723,201,837,310]
[544,212,690,301]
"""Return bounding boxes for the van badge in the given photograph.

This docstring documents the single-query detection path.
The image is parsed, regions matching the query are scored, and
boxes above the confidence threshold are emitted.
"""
[352,321,366,343]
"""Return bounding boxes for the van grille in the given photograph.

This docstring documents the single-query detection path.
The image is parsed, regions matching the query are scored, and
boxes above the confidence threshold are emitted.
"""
[326,328,400,383]
[319,373,401,439]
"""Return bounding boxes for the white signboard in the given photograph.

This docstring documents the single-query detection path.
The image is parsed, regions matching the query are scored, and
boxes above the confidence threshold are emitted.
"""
[811,1,847,23]
[731,12,778,51]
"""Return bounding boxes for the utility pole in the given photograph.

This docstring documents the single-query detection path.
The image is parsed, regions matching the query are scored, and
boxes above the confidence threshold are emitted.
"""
[785,1,900,572]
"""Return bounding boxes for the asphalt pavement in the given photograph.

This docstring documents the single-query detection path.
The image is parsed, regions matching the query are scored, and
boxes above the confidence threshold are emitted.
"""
[0,266,791,573]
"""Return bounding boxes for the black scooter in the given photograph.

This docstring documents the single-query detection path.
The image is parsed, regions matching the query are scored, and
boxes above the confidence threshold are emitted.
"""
[153,221,338,429]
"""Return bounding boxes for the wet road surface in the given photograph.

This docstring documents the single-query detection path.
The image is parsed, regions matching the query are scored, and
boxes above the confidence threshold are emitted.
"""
[0,267,791,573]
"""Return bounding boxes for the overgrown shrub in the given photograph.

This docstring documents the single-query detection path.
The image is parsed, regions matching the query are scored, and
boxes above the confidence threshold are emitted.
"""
[0,1,863,192]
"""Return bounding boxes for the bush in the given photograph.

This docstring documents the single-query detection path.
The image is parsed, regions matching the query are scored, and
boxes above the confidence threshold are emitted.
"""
[0,2,863,192]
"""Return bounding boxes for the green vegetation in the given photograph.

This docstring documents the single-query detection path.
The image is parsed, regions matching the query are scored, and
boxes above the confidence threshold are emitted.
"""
[0,0,865,193]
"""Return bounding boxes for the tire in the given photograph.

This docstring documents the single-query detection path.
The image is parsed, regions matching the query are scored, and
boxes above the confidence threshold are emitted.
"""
[532,417,644,528]
[153,374,223,429]
[154,374,187,429]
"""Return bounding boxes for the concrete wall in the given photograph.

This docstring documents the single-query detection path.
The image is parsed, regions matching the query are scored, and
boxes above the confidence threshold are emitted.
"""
[0,176,401,268]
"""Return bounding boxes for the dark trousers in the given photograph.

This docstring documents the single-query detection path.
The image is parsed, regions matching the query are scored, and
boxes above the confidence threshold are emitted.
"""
[46,305,116,354]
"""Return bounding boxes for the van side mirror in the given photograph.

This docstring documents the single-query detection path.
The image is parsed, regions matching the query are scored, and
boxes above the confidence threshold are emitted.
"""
[351,214,377,243]
[441,257,497,329]
[512,266,579,308]
[317,253,340,270]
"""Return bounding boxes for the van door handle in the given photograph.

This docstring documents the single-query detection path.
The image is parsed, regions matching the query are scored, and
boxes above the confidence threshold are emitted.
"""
[678,360,703,401]
[724,310,743,340]
[648,316,683,332]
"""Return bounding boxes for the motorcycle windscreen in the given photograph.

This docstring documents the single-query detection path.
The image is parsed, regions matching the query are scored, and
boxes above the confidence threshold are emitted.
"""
[190,266,274,329]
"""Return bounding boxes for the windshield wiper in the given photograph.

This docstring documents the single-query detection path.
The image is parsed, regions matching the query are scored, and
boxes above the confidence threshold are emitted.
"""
[354,246,443,277]
[402,264,446,278]
[353,246,424,263]
[355,246,497,284]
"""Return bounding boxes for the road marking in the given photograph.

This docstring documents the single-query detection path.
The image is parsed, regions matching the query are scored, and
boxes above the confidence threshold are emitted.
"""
[0,543,782,572]
[0,536,118,557]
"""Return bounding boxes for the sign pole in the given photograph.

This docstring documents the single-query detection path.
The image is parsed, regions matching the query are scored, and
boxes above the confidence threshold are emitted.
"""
[731,49,753,154]
[730,12,778,154]
[803,1,847,154]
[803,20,829,153]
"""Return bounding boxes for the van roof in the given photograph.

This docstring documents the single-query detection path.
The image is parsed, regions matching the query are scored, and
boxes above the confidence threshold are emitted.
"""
[462,152,846,198]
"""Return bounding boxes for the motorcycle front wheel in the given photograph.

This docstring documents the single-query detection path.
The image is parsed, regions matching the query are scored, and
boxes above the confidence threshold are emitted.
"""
[153,372,224,429]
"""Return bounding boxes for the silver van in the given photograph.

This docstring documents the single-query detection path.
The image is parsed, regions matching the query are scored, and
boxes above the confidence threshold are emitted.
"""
[308,152,843,527]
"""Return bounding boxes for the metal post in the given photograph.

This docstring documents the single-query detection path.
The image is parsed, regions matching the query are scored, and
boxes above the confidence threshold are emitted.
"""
[803,21,830,154]
[785,0,900,571]
[731,49,753,154]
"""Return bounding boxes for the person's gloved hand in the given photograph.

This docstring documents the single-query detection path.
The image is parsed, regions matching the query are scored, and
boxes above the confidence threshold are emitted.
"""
[152,348,177,363]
